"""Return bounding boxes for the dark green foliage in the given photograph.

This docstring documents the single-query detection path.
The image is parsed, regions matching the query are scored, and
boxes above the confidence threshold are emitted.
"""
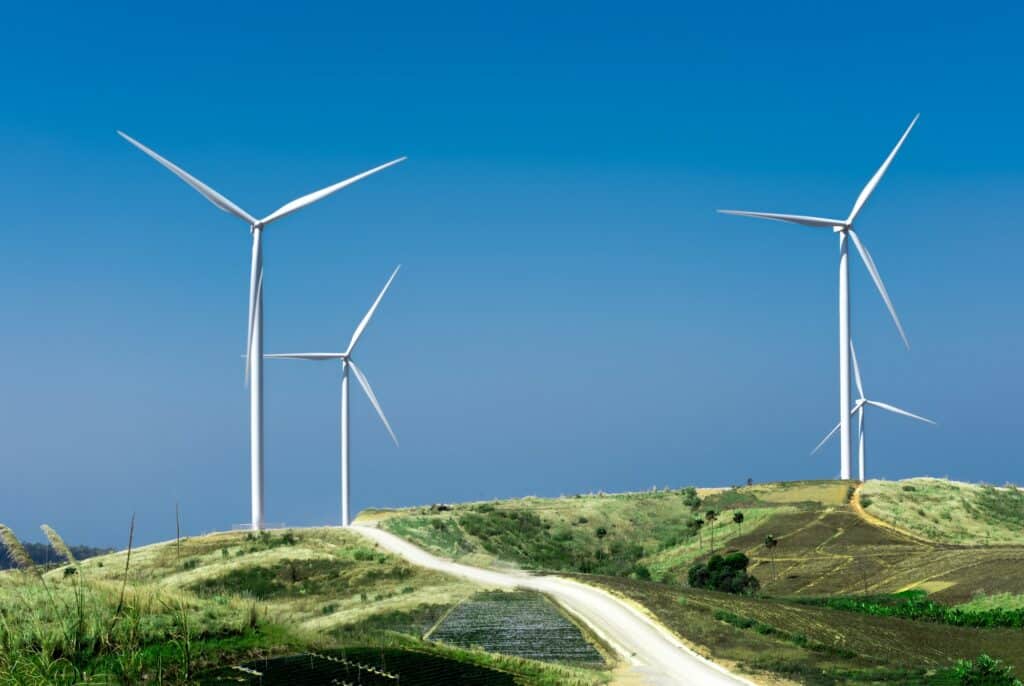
[972,487,1024,528]
[711,611,855,658]
[680,487,702,511]
[201,648,519,685]
[0,541,112,570]
[239,530,299,553]
[952,654,1022,685]
[793,591,1024,629]
[860,496,874,508]
[705,489,761,510]
[457,508,644,576]
[192,558,409,599]
[688,553,760,594]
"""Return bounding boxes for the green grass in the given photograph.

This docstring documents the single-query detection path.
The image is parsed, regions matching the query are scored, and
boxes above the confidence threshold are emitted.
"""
[861,478,1024,545]
[0,527,608,685]
[372,478,1024,685]
[957,593,1024,612]
[581,574,1024,684]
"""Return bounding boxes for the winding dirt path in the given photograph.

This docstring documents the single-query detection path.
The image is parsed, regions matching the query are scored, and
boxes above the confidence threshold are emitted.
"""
[352,524,756,686]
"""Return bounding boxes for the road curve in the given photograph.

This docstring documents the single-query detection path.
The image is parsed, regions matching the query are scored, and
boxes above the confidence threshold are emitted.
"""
[352,524,754,686]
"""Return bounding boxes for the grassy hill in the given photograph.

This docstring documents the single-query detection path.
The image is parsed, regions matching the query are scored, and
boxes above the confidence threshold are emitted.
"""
[366,478,1024,685]
[5,478,1022,686]
[0,526,608,685]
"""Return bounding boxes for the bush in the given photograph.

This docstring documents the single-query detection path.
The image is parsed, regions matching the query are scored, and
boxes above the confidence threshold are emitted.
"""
[680,487,701,511]
[953,654,1021,685]
[688,552,760,594]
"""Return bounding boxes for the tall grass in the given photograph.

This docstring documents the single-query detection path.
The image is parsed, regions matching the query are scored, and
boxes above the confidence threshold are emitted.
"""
[40,524,77,565]
[0,523,38,573]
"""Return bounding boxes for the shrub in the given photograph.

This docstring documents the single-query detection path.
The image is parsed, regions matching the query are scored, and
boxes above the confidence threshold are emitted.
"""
[953,654,1021,685]
[688,552,760,594]
[595,527,608,539]
[680,487,701,511]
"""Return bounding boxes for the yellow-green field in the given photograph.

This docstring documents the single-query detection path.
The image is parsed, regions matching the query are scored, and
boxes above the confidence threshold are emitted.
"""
[370,478,1024,684]
[0,527,607,685]
[860,478,1024,545]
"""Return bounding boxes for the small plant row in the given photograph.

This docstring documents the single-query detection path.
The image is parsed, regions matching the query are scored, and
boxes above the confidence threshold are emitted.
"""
[792,592,1024,629]
[711,610,857,659]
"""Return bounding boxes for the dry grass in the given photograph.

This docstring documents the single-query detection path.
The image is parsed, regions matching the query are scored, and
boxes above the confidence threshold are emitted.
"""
[861,478,1024,545]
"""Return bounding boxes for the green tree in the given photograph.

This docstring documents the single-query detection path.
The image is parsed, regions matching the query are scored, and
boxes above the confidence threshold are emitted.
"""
[733,511,744,536]
[764,534,778,582]
[688,552,760,594]
[705,510,718,553]
[689,517,704,549]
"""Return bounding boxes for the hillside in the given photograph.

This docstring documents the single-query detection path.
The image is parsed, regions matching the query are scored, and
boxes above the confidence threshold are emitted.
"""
[366,478,1024,684]
[0,540,111,570]
[0,526,608,685]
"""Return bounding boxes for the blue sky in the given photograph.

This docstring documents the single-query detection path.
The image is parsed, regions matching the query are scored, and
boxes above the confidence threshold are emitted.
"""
[1,2,1022,547]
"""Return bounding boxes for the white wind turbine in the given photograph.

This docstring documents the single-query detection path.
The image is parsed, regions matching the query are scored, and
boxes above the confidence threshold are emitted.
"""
[719,115,919,480]
[812,342,935,481]
[266,266,401,526]
[118,131,405,530]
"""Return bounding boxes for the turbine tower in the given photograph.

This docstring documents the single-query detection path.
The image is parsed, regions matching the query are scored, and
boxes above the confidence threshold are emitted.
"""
[719,115,918,480]
[812,342,935,480]
[118,132,405,530]
[266,266,401,526]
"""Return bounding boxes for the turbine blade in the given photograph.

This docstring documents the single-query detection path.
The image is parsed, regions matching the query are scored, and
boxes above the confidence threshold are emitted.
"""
[850,340,865,400]
[717,209,844,228]
[265,353,346,360]
[117,131,257,225]
[865,400,936,425]
[848,229,909,349]
[245,232,263,387]
[346,266,401,355]
[348,360,399,447]
[811,421,842,455]
[846,114,919,224]
[260,157,407,226]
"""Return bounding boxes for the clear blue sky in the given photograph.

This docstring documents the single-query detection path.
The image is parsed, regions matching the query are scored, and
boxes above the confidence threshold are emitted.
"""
[2,2,1022,547]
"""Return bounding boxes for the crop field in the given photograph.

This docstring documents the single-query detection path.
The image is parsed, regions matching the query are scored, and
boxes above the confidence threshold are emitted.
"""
[583,574,1024,684]
[0,526,608,685]
[372,480,1024,604]
[199,648,519,685]
[427,591,606,667]
[374,478,1024,684]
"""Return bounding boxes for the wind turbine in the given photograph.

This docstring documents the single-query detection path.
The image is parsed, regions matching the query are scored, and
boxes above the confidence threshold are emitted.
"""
[266,266,401,526]
[719,115,919,480]
[118,131,405,530]
[812,342,935,481]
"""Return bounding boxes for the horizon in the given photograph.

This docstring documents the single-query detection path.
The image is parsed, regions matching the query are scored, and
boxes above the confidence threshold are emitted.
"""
[2,2,1023,548]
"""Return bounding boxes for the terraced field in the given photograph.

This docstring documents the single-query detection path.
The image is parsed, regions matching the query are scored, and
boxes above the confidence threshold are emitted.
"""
[588,575,1024,683]
[427,591,607,667]
[369,478,1024,684]
[368,480,1024,603]
[0,527,608,685]
[200,648,519,685]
